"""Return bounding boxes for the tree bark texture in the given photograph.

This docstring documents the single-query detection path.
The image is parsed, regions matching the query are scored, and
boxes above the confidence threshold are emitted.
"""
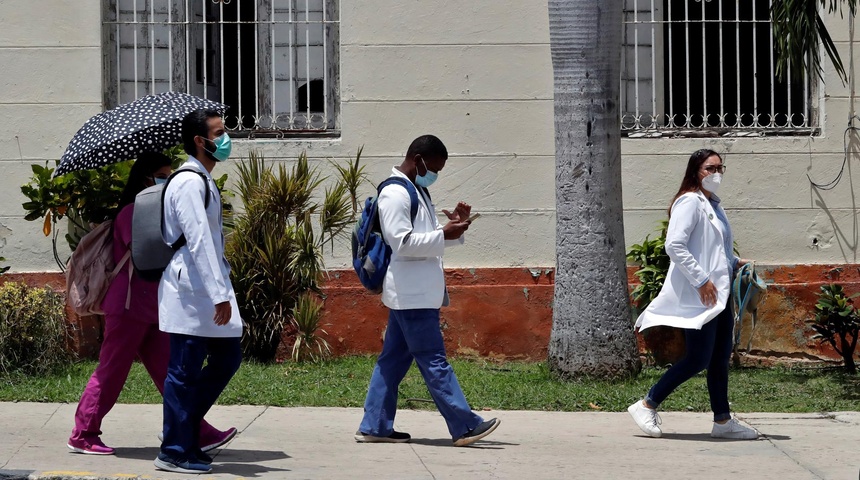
[547,0,641,379]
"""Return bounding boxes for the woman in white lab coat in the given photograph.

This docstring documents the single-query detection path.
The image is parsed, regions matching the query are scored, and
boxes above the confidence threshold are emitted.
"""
[627,149,758,440]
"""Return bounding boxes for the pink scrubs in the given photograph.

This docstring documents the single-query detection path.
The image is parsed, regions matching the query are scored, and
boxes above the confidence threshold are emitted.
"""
[70,204,221,445]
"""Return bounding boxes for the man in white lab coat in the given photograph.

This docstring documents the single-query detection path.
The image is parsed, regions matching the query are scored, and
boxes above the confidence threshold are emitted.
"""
[355,135,501,447]
[154,109,243,474]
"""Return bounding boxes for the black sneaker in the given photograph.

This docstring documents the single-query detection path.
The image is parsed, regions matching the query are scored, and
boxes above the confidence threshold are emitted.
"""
[453,418,501,447]
[193,449,213,465]
[154,452,213,474]
[354,430,411,443]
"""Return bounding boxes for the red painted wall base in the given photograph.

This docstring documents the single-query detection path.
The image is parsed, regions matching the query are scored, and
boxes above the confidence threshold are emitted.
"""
[1,265,851,364]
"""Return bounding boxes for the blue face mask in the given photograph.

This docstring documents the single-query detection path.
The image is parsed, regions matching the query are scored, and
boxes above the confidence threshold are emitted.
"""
[153,177,167,186]
[415,158,438,188]
[203,133,232,162]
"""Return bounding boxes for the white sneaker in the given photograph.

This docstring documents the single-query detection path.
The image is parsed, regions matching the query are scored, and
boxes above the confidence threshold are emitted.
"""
[627,400,662,438]
[711,418,758,440]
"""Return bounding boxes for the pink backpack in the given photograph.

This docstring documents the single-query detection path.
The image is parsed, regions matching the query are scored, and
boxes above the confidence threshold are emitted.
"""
[65,221,131,316]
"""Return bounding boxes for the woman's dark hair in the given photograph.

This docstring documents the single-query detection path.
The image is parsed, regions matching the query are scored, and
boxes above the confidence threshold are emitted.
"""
[116,151,172,212]
[181,109,222,156]
[667,149,722,217]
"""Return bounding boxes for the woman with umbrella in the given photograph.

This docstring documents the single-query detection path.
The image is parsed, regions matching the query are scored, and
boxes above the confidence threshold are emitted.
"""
[68,152,236,455]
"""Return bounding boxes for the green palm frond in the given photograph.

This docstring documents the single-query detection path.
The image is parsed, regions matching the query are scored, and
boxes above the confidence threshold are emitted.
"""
[329,146,367,213]
[771,0,857,83]
[321,182,353,246]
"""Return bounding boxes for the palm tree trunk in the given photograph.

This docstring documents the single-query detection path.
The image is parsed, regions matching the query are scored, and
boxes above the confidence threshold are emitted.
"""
[547,0,641,378]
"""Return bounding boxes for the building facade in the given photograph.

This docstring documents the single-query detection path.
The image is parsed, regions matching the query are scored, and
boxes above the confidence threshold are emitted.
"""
[2,1,858,361]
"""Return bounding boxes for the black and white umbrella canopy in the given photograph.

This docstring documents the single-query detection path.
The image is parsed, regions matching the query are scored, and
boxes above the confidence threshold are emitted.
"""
[54,92,226,177]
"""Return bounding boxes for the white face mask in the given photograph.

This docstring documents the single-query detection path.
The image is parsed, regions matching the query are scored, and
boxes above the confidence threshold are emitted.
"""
[702,172,722,194]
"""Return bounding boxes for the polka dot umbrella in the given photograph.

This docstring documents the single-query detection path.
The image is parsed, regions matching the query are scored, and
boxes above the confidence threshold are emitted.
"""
[54,92,227,177]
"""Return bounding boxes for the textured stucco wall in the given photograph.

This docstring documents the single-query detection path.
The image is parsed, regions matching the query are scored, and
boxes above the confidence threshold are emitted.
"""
[2,2,859,273]
[0,1,103,271]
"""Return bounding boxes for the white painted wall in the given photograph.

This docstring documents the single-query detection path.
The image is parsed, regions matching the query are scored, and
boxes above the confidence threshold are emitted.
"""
[0,0,103,272]
[1,1,858,272]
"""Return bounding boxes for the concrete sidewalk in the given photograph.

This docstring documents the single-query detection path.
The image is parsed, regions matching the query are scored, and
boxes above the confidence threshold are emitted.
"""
[0,403,857,480]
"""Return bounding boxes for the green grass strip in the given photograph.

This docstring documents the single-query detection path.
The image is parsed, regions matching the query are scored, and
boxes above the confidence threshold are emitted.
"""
[1,356,857,412]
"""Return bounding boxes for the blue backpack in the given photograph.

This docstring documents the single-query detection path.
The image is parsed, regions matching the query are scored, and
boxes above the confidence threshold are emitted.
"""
[351,177,420,293]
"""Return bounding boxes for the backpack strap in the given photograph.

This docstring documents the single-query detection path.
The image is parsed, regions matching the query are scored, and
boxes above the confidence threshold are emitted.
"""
[732,262,756,348]
[160,168,212,251]
[109,249,132,310]
[377,177,419,223]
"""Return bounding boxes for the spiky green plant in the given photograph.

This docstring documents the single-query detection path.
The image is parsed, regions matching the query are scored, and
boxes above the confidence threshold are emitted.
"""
[291,292,330,363]
[227,150,362,362]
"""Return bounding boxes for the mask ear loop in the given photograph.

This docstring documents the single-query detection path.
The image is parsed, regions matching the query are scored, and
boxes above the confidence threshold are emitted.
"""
[198,135,218,158]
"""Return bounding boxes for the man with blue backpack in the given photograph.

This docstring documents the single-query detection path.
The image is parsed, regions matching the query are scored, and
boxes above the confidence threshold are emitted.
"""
[354,135,501,447]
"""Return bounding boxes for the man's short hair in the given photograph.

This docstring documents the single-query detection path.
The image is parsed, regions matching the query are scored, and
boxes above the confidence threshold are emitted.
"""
[181,109,222,156]
[406,135,448,160]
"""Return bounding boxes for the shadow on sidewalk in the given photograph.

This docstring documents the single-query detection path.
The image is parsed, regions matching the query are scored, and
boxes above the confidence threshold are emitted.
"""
[211,462,291,477]
[114,447,292,477]
[409,438,518,449]
[116,446,291,462]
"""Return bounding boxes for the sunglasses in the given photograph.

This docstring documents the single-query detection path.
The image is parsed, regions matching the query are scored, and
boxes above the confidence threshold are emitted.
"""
[703,165,726,174]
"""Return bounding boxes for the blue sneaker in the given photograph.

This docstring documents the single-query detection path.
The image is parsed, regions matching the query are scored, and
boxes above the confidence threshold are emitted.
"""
[154,453,212,474]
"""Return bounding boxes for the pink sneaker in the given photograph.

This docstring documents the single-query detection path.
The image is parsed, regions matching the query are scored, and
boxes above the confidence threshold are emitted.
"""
[67,437,115,455]
[200,427,237,452]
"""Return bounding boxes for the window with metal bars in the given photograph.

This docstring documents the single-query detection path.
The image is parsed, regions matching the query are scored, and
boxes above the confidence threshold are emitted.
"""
[102,0,339,138]
[621,0,817,137]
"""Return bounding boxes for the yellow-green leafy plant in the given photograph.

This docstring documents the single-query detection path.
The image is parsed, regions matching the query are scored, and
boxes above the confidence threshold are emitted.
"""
[0,282,69,375]
[226,149,364,362]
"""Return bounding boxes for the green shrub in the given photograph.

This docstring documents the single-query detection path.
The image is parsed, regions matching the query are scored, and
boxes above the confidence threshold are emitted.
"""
[226,150,363,362]
[0,282,69,375]
[809,284,860,374]
[20,146,229,268]
[626,220,670,314]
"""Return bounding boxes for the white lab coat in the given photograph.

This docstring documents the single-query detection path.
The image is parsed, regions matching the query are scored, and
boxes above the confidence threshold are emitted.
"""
[158,156,242,338]
[635,191,735,332]
[378,167,463,310]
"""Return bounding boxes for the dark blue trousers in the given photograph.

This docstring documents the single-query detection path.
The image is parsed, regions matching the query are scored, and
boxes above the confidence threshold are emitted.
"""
[359,308,483,439]
[161,333,242,461]
[646,303,734,422]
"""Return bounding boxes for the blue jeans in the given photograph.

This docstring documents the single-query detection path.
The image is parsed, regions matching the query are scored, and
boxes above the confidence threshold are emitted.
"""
[359,308,483,439]
[161,333,242,460]
[645,303,733,422]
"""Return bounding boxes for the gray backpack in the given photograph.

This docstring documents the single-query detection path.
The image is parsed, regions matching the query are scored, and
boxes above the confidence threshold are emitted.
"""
[131,168,210,282]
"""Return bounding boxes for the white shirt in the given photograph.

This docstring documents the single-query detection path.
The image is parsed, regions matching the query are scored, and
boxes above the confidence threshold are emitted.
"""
[157,156,242,337]
[378,167,463,310]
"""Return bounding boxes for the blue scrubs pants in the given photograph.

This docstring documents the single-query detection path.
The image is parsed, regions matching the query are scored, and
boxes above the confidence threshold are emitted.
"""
[359,308,483,439]
[161,333,242,460]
